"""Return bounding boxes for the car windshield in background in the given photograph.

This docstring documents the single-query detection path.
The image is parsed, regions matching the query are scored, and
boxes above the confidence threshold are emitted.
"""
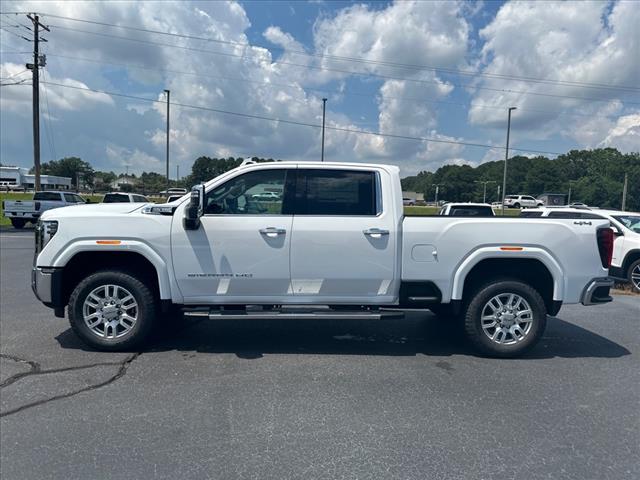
[103,194,130,203]
[613,215,640,233]
[33,192,61,201]
[450,206,494,216]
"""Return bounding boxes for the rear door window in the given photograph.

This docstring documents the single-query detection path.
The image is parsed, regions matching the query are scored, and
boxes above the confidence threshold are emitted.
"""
[293,169,378,216]
[33,192,61,201]
[103,193,130,203]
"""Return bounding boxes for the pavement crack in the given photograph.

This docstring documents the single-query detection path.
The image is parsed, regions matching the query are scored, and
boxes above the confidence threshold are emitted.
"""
[0,353,41,386]
[0,353,141,418]
[0,354,134,388]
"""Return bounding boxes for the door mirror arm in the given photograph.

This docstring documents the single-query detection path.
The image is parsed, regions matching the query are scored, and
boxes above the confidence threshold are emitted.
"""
[184,184,205,230]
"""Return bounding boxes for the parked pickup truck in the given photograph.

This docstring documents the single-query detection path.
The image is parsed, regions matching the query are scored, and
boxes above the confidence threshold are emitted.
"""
[32,161,615,357]
[3,191,86,229]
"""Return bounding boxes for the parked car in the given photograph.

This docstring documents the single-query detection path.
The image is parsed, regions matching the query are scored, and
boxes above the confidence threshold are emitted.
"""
[439,203,495,216]
[32,161,613,357]
[2,191,85,229]
[165,194,185,203]
[569,202,590,209]
[159,188,188,196]
[503,195,543,209]
[252,192,281,201]
[521,207,640,292]
[403,198,416,206]
[102,193,149,203]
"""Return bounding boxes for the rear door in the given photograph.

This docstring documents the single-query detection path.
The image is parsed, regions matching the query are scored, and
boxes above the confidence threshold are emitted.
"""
[289,168,398,303]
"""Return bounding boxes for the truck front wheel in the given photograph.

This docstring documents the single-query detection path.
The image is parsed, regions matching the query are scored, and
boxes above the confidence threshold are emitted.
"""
[10,218,26,229]
[463,280,546,358]
[68,270,156,351]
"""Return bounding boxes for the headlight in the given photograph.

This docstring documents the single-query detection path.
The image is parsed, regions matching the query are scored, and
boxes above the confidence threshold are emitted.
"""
[35,220,58,254]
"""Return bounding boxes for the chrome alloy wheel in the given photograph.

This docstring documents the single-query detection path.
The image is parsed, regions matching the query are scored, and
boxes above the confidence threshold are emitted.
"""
[480,293,533,345]
[82,284,138,339]
[632,264,640,291]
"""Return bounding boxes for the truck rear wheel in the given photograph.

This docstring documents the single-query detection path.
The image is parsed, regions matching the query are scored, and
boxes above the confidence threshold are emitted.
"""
[463,280,546,358]
[10,218,26,229]
[68,270,156,351]
[628,259,640,293]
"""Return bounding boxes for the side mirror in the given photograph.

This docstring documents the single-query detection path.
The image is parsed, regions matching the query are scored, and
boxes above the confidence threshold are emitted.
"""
[183,184,205,230]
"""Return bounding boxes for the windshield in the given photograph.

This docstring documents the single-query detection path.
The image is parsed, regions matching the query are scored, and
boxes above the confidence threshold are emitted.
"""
[613,215,640,233]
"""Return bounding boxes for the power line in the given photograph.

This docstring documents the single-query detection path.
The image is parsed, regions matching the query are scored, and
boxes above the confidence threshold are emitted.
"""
[0,25,30,41]
[43,52,621,120]
[45,23,640,105]
[38,12,640,92]
[40,80,565,156]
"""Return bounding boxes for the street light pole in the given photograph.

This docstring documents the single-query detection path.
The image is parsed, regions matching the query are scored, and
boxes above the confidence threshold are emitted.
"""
[321,98,327,162]
[475,180,496,203]
[568,180,577,205]
[164,89,170,191]
[501,107,517,215]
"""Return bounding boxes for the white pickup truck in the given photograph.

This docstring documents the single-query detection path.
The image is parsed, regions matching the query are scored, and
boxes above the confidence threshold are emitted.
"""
[32,161,615,357]
[3,191,86,228]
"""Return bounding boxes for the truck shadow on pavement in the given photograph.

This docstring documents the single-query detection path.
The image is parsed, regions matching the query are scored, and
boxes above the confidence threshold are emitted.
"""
[55,313,631,360]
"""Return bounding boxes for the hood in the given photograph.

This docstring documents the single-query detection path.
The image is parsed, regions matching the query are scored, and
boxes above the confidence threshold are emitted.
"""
[41,202,148,220]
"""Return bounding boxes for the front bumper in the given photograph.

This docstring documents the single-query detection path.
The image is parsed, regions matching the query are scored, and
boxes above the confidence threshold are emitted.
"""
[32,267,64,314]
[581,277,614,306]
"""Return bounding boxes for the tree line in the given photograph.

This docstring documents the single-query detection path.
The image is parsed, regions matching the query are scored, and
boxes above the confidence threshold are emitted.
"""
[401,148,639,211]
[28,148,638,210]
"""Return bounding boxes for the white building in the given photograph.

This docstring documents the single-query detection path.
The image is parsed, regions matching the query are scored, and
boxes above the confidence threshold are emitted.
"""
[109,175,139,190]
[0,166,72,190]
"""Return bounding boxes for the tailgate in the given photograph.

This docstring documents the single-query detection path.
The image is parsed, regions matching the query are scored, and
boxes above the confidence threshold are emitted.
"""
[3,201,36,214]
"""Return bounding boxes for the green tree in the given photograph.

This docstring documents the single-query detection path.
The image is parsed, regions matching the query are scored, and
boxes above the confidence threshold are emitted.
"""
[32,157,95,188]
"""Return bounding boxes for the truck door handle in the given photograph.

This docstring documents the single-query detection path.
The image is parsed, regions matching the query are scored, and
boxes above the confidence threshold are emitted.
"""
[363,228,389,237]
[259,227,286,237]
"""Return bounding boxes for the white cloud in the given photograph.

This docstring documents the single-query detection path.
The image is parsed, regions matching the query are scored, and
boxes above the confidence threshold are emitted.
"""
[468,0,640,152]
[599,113,640,152]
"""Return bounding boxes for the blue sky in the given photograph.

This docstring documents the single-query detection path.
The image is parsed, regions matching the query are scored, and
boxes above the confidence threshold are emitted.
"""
[1,1,638,177]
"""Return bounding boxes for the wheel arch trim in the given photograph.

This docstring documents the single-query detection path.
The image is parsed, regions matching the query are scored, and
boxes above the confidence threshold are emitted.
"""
[451,247,564,301]
[50,240,173,300]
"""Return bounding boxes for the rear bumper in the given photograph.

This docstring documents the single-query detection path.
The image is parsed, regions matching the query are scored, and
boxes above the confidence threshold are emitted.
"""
[581,277,614,306]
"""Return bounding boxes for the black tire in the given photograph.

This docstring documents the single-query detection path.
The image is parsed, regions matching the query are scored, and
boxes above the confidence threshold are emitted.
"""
[463,280,547,358]
[68,270,157,351]
[10,218,26,229]
[628,259,640,293]
[513,202,521,209]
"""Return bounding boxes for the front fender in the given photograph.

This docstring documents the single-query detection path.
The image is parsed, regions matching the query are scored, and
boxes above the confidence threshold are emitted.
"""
[51,240,173,300]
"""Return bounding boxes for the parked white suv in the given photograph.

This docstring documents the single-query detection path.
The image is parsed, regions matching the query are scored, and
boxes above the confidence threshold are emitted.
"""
[503,195,543,209]
[521,207,640,292]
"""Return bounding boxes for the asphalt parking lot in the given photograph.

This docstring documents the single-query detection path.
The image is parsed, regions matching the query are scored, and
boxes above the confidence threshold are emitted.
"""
[1,228,639,480]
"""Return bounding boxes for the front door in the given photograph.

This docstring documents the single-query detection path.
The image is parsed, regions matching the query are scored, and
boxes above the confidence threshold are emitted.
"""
[289,168,398,304]
[171,167,294,304]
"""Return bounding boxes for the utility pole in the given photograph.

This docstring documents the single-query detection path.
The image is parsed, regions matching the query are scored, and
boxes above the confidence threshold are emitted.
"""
[431,183,445,205]
[501,107,517,215]
[164,89,170,190]
[475,180,496,203]
[497,185,501,201]
[622,173,628,211]
[176,165,180,182]
[321,98,327,162]
[26,14,49,192]
[567,180,577,205]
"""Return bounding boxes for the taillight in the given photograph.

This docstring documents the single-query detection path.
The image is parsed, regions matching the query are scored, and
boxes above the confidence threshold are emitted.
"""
[35,201,41,211]
[596,227,614,268]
